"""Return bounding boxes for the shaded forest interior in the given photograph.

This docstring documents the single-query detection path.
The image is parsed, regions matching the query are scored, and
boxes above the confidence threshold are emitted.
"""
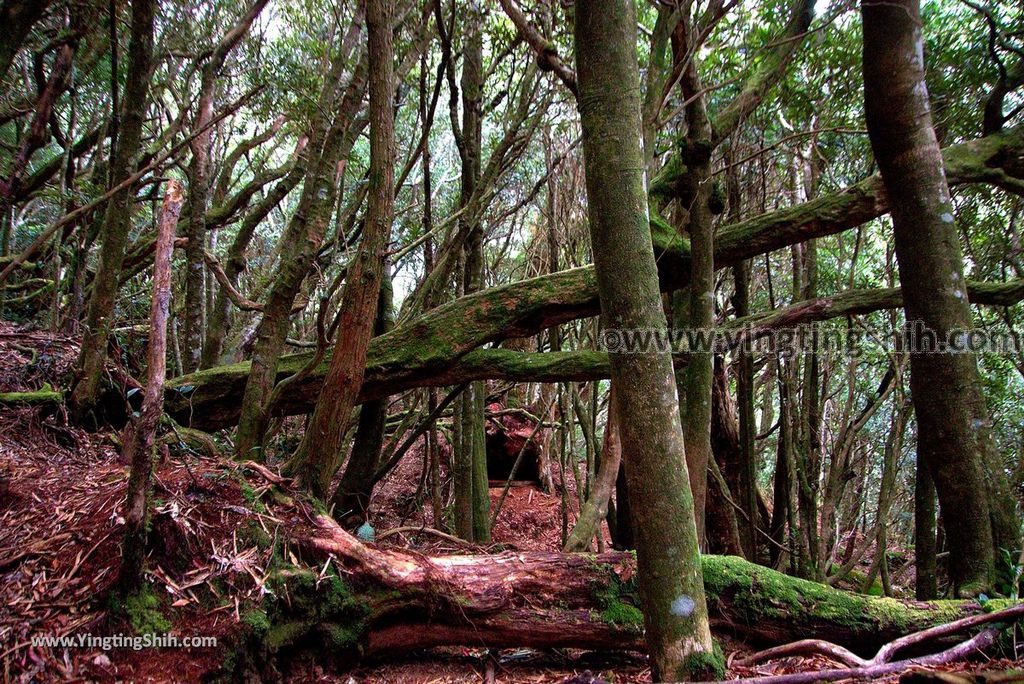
[1,0,1024,681]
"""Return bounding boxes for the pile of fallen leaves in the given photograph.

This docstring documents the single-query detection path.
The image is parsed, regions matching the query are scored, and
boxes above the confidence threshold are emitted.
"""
[0,323,321,681]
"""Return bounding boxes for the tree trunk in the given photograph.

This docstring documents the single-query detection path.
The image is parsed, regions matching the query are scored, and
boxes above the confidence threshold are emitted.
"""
[182,0,268,372]
[249,515,1020,663]
[330,276,394,521]
[69,0,155,425]
[202,138,307,368]
[915,458,938,600]
[182,0,268,368]
[862,0,1020,594]
[564,385,621,552]
[117,180,183,592]
[233,46,366,459]
[283,0,393,499]
[676,15,716,549]
[0,0,52,81]
[574,1,718,678]
[733,261,759,560]
[163,277,1024,432]
[450,6,491,543]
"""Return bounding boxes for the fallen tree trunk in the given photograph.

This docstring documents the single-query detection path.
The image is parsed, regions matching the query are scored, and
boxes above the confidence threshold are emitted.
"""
[160,128,1024,431]
[0,383,63,406]
[165,278,1024,429]
[243,515,1019,662]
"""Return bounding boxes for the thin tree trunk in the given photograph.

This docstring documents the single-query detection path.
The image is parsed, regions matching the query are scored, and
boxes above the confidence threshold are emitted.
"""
[283,0,393,499]
[915,456,938,599]
[233,46,366,459]
[733,261,758,560]
[69,0,155,425]
[330,275,394,521]
[675,15,716,548]
[564,385,621,552]
[417,42,445,531]
[452,5,490,543]
[182,0,270,373]
[117,180,183,592]
[574,2,718,678]
[202,137,308,368]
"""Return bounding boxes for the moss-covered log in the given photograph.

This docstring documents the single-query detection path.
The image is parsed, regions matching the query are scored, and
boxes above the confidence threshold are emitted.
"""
[162,128,1024,431]
[0,383,63,406]
[239,516,1018,664]
[164,278,1024,430]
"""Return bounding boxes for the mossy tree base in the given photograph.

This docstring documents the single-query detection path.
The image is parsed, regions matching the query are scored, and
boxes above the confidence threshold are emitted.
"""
[244,515,1019,663]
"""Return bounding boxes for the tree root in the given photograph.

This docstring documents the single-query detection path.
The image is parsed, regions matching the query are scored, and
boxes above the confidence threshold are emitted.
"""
[738,603,1024,672]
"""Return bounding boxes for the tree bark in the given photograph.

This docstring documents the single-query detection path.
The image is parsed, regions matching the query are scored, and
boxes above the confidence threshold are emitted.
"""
[163,278,1024,431]
[69,0,155,425]
[283,0,393,499]
[233,44,366,459]
[675,15,716,549]
[117,180,183,592]
[862,0,1020,594]
[182,0,270,373]
[564,385,621,552]
[574,1,717,678]
[915,457,938,600]
[452,6,490,543]
[0,0,52,81]
[330,276,394,521]
[202,137,308,368]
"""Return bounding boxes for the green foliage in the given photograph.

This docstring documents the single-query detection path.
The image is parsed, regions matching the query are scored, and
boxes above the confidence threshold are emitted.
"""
[237,521,273,550]
[246,566,371,656]
[241,609,271,635]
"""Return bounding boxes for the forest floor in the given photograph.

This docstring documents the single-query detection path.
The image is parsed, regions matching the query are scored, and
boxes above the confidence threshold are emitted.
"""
[1,320,1022,683]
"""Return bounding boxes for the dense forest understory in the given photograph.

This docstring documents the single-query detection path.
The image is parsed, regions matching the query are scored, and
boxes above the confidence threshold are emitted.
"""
[2,0,1024,681]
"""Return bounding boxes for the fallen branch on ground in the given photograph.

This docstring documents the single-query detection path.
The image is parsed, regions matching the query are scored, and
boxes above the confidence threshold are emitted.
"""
[738,603,1024,670]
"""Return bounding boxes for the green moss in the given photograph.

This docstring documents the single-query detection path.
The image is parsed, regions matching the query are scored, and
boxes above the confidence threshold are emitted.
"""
[601,601,644,627]
[239,481,267,514]
[220,649,238,674]
[321,622,362,649]
[649,156,686,201]
[591,564,643,631]
[323,573,360,614]
[0,383,62,405]
[677,642,725,681]
[242,609,271,635]
[255,565,371,657]
[265,620,311,650]
[110,586,171,635]
[238,521,273,549]
[701,555,978,635]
